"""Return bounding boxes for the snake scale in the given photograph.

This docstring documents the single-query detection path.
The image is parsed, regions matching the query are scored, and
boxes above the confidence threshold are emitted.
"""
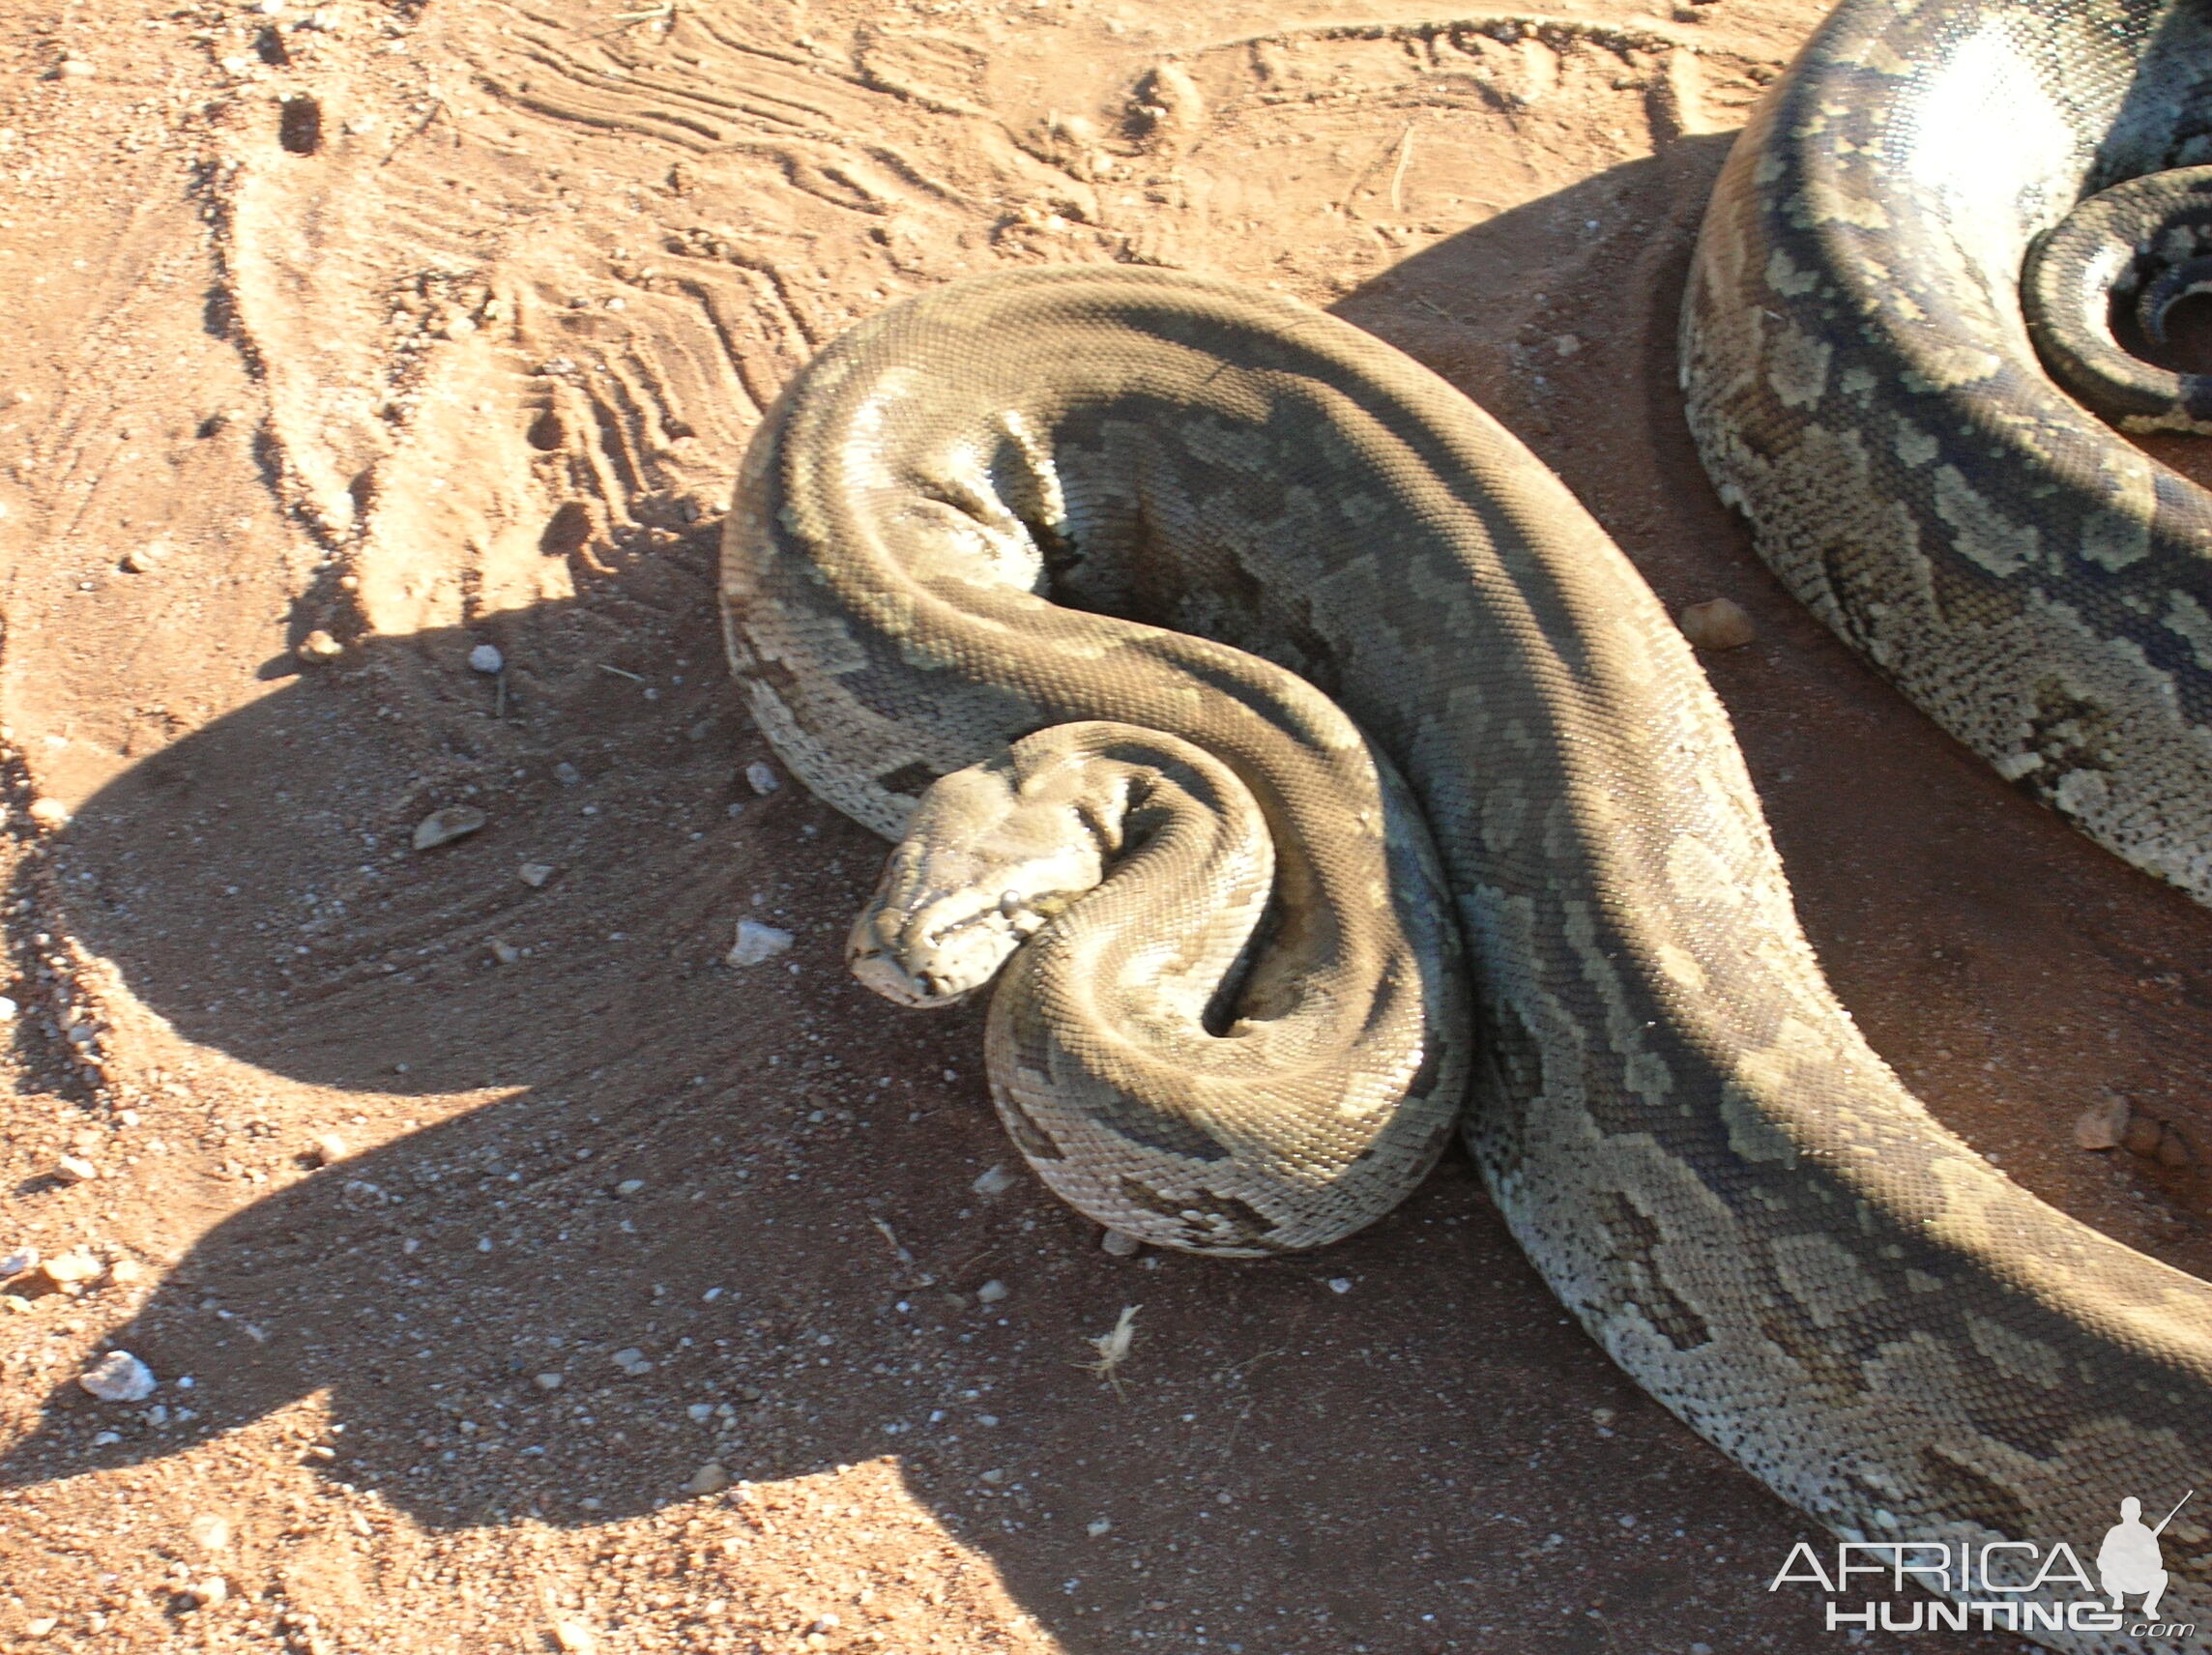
[719,2,2212,1643]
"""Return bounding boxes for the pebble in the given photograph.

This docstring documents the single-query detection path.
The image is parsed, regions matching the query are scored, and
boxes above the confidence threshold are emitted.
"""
[536,1372,564,1390]
[54,1154,99,1184]
[79,1350,157,1403]
[615,1178,645,1197]
[725,920,794,968]
[109,1259,145,1285]
[551,1617,599,1654]
[1676,597,1757,651]
[1099,1229,1142,1258]
[744,761,780,796]
[296,629,343,663]
[413,804,487,851]
[970,1163,1016,1196]
[687,1402,713,1423]
[188,1513,232,1553]
[1,1245,37,1279]
[25,1617,56,1637]
[684,1462,731,1495]
[306,1132,348,1167]
[121,545,163,573]
[1326,1277,1353,1294]
[40,1248,103,1285]
[468,643,505,674]
[189,1577,230,1609]
[517,862,555,886]
[975,1279,1009,1304]
[553,762,582,787]
[56,57,95,78]
[0,996,15,1021]
[489,939,522,966]
[612,1348,653,1377]
[1087,1519,1112,1537]
[27,797,70,829]
[2074,1096,2130,1151]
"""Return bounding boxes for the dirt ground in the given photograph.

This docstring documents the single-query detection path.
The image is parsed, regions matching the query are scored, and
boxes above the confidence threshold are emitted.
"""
[0,0,2207,1651]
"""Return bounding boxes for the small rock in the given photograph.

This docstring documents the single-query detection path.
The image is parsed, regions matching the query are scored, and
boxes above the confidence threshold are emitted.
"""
[296,629,343,663]
[0,997,15,1021]
[40,1248,103,1286]
[1086,1519,1112,1537]
[2124,1114,2168,1157]
[468,643,505,674]
[79,1350,157,1403]
[25,1616,57,1637]
[743,761,780,796]
[54,1155,99,1184]
[1553,333,1583,357]
[553,761,582,787]
[2074,1096,2130,1151]
[489,939,522,966]
[551,1617,598,1655]
[121,544,164,573]
[108,1258,145,1285]
[612,1348,653,1377]
[56,57,95,78]
[1677,597,1757,651]
[806,1614,842,1635]
[725,920,794,968]
[306,1133,348,1167]
[413,805,487,851]
[189,1577,229,1608]
[687,1402,713,1423]
[971,1163,1016,1196]
[1100,1229,1142,1258]
[684,1462,731,1495]
[615,1178,645,1197]
[517,862,555,887]
[188,1513,232,1553]
[1326,1277,1353,1294]
[0,1245,38,1279]
[535,1372,564,1390]
[975,1278,1008,1304]
[27,797,70,829]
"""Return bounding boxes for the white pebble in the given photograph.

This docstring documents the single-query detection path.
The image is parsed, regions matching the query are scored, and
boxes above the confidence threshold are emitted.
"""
[535,1372,564,1391]
[188,1513,232,1552]
[41,1248,102,1284]
[686,1403,713,1423]
[489,940,521,966]
[1,1244,39,1278]
[306,1132,347,1167]
[27,797,70,829]
[56,58,95,79]
[1087,1519,1112,1537]
[615,1178,645,1197]
[1326,1277,1353,1294]
[189,1576,230,1608]
[1099,1229,1142,1258]
[684,1462,731,1495]
[0,997,15,1021]
[468,643,505,674]
[725,920,793,968]
[54,1154,99,1184]
[970,1163,1016,1196]
[517,862,555,887]
[79,1350,157,1403]
[413,804,487,851]
[743,761,780,796]
[612,1348,653,1376]
[296,629,343,663]
[975,1279,1009,1304]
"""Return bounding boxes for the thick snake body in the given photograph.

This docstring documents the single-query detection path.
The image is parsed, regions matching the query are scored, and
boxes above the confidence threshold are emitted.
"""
[728,252,2212,1647]
[1682,0,2212,908]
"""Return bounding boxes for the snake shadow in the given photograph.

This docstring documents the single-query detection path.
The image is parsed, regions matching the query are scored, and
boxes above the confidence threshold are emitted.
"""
[0,144,1944,1652]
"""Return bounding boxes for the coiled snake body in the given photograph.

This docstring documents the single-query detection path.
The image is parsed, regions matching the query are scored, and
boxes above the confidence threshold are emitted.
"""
[722,5,2212,1637]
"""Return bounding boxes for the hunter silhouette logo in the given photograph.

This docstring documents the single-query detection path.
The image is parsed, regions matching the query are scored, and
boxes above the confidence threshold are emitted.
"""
[2099,1492,2192,1621]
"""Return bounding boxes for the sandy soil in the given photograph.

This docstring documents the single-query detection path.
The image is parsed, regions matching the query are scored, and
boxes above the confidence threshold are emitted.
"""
[0,0,2206,1651]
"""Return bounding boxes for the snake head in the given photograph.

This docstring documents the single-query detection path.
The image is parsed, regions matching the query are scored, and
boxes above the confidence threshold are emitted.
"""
[846,761,1105,1008]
